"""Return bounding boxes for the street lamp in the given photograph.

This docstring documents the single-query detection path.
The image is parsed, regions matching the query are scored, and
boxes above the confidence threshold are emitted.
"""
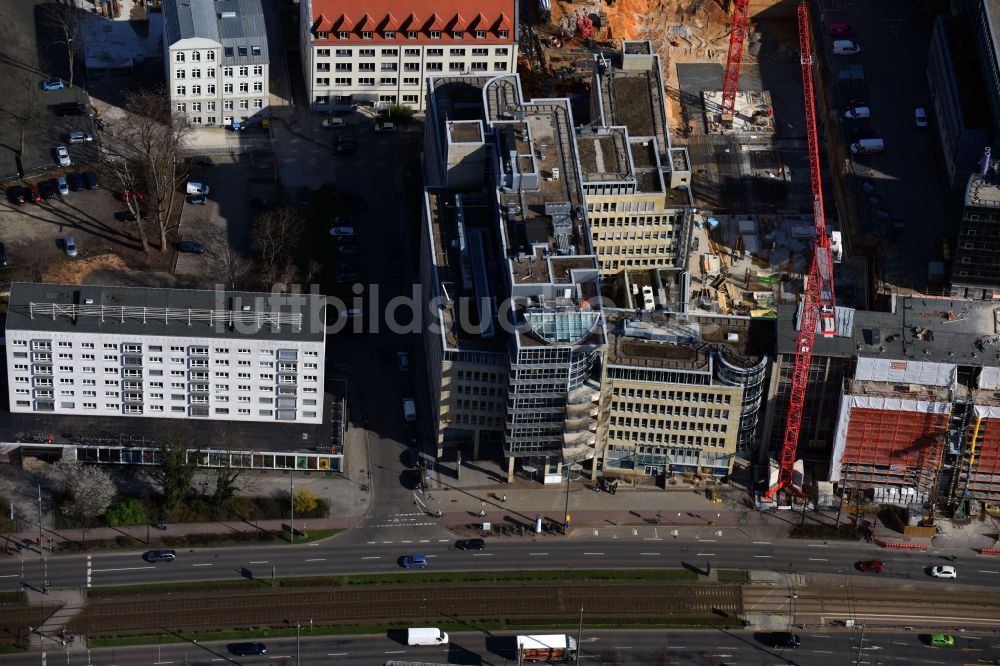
[562,462,582,535]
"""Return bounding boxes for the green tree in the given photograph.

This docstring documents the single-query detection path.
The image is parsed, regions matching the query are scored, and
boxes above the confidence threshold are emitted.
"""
[293,488,318,515]
[211,466,241,509]
[387,104,414,123]
[105,498,148,527]
[154,442,196,513]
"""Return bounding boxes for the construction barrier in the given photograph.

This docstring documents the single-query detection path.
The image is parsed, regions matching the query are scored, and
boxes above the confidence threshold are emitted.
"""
[874,538,927,550]
[979,548,1000,556]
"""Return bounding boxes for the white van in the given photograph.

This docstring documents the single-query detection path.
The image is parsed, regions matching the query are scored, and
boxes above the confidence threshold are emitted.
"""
[850,138,884,154]
[186,182,210,195]
[832,39,861,55]
[406,628,448,646]
[843,106,870,119]
[403,398,417,422]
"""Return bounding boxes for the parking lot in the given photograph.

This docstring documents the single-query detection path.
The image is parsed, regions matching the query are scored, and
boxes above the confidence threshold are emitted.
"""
[820,0,956,291]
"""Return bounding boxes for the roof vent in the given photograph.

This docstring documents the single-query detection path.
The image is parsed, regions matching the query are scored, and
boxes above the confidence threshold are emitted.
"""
[242,305,251,311]
[84,298,94,305]
[220,11,237,18]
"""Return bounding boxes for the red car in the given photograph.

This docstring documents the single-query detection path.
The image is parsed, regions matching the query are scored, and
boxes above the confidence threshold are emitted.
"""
[119,190,145,202]
[828,22,853,37]
[28,184,41,203]
[857,559,885,573]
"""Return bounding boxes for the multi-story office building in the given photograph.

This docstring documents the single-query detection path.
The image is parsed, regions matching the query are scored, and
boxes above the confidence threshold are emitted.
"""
[951,170,1000,298]
[927,0,999,187]
[422,73,607,481]
[5,283,325,424]
[300,0,518,112]
[583,42,693,275]
[599,297,768,479]
[163,0,270,127]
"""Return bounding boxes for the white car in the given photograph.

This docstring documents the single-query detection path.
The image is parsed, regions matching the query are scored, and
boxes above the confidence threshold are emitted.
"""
[915,107,928,128]
[186,181,210,195]
[64,236,78,257]
[321,117,345,129]
[832,39,861,55]
[55,145,71,167]
[374,121,397,133]
[928,565,957,579]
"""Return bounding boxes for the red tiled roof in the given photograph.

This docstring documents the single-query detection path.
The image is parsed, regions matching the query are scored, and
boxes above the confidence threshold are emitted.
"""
[310,0,515,43]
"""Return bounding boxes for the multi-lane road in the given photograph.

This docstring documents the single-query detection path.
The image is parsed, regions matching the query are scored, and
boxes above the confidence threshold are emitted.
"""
[4,532,998,591]
[12,629,998,666]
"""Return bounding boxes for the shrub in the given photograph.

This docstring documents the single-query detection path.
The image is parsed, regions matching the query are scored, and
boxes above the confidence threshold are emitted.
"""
[105,498,148,527]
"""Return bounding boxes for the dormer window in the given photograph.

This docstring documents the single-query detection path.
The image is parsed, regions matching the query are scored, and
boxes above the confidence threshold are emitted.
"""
[317,31,329,39]
[339,31,349,39]
[475,30,486,39]
[498,30,509,39]
[384,30,396,39]
[453,31,463,39]
[407,30,418,39]
[430,30,441,39]
[361,31,373,40]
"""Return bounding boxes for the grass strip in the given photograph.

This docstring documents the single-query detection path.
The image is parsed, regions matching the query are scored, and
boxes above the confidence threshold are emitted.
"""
[89,568,699,597]
[716,570,750,583]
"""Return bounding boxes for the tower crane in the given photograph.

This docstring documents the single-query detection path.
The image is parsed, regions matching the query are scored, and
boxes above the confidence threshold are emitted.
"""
[720,0,751,123]
[765,0,837,500]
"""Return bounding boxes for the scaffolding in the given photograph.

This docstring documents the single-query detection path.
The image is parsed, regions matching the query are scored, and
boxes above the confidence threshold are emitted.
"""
[27,302,303,331]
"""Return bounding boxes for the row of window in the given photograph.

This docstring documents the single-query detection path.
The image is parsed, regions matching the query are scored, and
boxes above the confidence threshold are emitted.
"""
[588,214,682,226]
[317,47,509,58]
[175,82,263,96]
[611,387,732,403]
[12,341,317,358]
[599,258,675,271]
[610,416,729,433]
[453,413,502,427]
[608,430,727,448]
[611,403,731,420]
[177,100,264,112]
[316,29,509,41]
[174,46,262,62]
[175,65,263,79]
[314,61,504,86]
[15,400,313,419]
[593,242,674,254]
[14,369,317,382]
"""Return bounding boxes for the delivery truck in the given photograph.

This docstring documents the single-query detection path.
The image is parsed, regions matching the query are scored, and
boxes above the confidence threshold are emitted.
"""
[406,627,449,646]
[516,634,577,663]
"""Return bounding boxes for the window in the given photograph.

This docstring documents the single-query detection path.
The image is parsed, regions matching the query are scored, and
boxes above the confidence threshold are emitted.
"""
[359,48,375,57]
[191,85,201,95]
[176,85,186,96]
[176,103,186,112]
[381,63,397,71]
[496,48,509,56]
[403,63,420,72]
[453,31,463,39]
[224,100,234,110]
[380,77,397,85]
[494,62,507,70]
[207,116,216,124]
[404,48,420,57]
[499,30,509,39]
[426,62,442,71]
[207,67,216,77]
[239,82,249,93]
[475,30,486,39]
[335,77,351,86]
[224,83,234,93]
[176,70,186,79]
[472,48,488,56]
[430,31,441,39]
[449,62,465,71]
[335,63,352,71]
[404,76,419,85]
[427,48,443,57]
[317,62,331,72]
[335,48,351,57]
[191,68,201,78]
[384,32,396,41]
[315,78,330,87]
[239,99,249,109]
[207,85,216,95]
[192,51,201,62]
[239,66,249,77]
[407,31,417,39]
[339,31,349,39]
[175,52,185,63]
[207,51,216,61]
[361,31,373,40]
[317,31,329,39]
[471,62,487,71]
[253,81,263,92]
[359,77,375,86]
[252,46,261,56]
[253,99,263,109]
[238,46,248,57]
[225,47,234,57]
[318,48,331,57]
[402,94,418,104]
[358,63,375,71]
[253,65,263,76]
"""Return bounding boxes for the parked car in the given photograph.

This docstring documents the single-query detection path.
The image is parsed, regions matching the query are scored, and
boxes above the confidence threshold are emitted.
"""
[832,39,861,55]
[143,549,176,562]
[6,186,26,205]
[827,22,853,37]
[55,145,71,167]
[455,538,486,551]
[929,634,954,647]
[321,117,346,129]
[38,180,57,199]
[188,155,214,168]
[227,643,267,656]
[401,554,428,569]
[185,181,210,195]
[52,101,85,117]
[179,240,206,254]
[857,560,884,573]
[114,210,148,222]
[63,236,78,257]
[119,190,144,202]
[187,194,207,205]
[56,176,69,195]
[374,121,397,133]
[65,131,93,144]
[332,139,356,155]
[397,351,410,372]
[915,107,928,128]
[757,632,800,649]
[41,79,65,91]
[28,184,41,203]
[297,185,312,207]
[82,171,98,189]
[928,565,957,579]
[844,106,870,119]
[67,172,84,192]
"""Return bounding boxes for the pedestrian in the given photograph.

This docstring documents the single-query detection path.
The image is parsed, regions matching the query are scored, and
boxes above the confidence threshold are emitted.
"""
[502,494,507,503]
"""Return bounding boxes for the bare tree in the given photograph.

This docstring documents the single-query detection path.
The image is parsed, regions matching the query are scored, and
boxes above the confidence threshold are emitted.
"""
[649,642,675,666]
[101,151,153,254]
[43,3,84,88]
[53,462,116,521]
[0,71,43,176]
[103,87,192,253]
[251,206,304,287]
[208,229,254,289]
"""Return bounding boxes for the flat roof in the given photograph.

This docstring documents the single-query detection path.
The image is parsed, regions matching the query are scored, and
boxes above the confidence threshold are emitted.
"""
[6,283,326,343]
[577,129,630,183]
[965,173,1000,208]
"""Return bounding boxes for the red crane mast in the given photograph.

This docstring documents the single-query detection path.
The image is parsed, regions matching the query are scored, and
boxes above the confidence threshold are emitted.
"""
[720,0,751,122]
[764,1,837,500]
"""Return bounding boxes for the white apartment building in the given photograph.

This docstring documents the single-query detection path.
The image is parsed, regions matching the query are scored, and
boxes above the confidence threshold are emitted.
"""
[5,284,326,424]
[300,0,517,112]
[163,0,270,127]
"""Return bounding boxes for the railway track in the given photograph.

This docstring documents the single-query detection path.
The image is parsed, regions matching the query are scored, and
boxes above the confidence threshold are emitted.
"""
[70,582,743,635]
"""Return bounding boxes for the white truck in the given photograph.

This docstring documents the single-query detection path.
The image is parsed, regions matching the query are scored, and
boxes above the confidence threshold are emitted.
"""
[406,627,449,646]
[516,634,577,663]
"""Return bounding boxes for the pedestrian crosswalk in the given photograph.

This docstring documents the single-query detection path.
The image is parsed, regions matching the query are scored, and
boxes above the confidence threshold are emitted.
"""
[358,512,437,529]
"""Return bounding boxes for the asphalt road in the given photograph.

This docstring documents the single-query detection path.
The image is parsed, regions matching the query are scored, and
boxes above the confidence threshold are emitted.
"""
[15,629,997,666]
[5,534,999,591]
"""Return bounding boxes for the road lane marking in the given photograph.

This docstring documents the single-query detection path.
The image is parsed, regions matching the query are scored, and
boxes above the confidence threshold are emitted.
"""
[154,662,174,664]
[753,541,771,545]
[401,540,412,543]
[361,556,381,560]
[977,570,1000,574]
[249,561,268,564]
[640,553,660,556]
[306,558,326,562]
[583,552,604,555]
[92,566,155,573]
[696,553,716,556]
[328,654,347,657]
[419,540,430,543]
[384,651,405,654]
[811,650,833,654]
[381,541,393,544]
[473,553,493,557]
[809,558,829,562]
[753,555,773,559]
[192,563,213,567]
[891,642,908,646]
[698,539,717,543]
[0,575,21,578]
[529,553,548,556]
[427,555,438,558]
[643,537,663,541]
[808,543,829,547]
